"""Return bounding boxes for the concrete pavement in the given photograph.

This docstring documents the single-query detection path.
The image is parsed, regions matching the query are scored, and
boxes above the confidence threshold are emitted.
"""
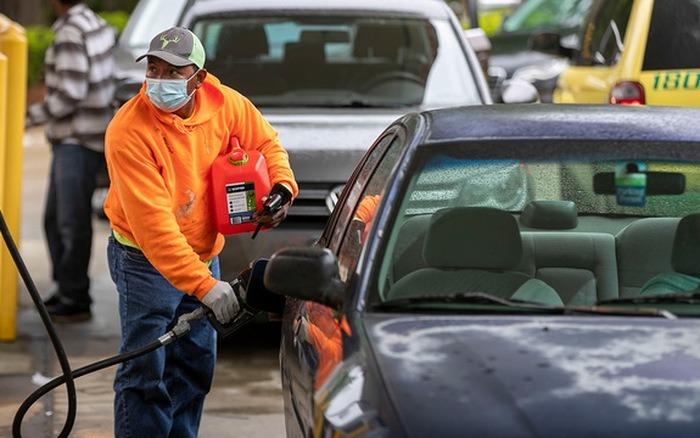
[0,126,285,437]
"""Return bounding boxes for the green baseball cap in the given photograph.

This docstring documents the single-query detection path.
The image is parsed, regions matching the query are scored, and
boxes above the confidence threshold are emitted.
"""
[136,27,206,69]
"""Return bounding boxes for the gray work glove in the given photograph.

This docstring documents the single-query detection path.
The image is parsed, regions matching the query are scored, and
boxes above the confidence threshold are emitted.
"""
[201,280,240,324]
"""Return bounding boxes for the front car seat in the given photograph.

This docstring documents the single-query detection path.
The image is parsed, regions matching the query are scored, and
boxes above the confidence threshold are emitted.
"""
[388,207,563,305]
[640,213,700,295]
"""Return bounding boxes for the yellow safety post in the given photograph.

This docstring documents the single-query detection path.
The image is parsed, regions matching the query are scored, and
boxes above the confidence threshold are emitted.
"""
[0,54,6,202]
[0,15,27,342]
[0,54,7,337]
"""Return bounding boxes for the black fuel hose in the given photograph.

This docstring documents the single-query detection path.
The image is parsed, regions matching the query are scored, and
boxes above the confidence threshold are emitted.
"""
[1,208,206,438]
[0,210,78,438]
[12,308,203,437]
[12,339,161,436]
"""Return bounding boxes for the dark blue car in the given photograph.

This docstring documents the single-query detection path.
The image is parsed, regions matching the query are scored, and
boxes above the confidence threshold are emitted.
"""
[264,105,700,437]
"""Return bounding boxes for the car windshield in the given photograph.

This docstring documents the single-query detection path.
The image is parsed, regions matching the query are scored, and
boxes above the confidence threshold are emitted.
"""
[372,143,700,317]
[500,0,592,33]
[191,15,481,108]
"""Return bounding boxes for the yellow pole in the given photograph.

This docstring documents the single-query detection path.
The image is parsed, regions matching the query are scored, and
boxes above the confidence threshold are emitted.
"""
[0,54,7,339]
[0,15,27,342]
[0,53,6,203]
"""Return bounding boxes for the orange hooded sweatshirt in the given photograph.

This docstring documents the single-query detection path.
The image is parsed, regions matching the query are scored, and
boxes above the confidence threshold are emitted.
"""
[104,73,298,299]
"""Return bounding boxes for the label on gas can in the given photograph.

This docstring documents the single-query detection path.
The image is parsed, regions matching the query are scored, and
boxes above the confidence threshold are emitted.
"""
[226,182,256,224]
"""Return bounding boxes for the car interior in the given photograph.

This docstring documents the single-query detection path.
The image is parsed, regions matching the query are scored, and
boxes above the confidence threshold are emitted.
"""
[382,201,696,306]
[196,17,438,102]
[377,159,700,307]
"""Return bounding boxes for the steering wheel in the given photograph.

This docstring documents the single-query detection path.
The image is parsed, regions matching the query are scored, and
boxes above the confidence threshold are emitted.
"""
[360,71,424,92]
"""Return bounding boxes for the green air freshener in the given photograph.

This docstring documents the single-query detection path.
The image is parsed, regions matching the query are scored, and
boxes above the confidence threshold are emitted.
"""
[615,162,647,207]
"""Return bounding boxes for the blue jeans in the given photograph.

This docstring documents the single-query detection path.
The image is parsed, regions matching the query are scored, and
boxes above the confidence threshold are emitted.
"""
[108,237,218,438]
[45,143,105,305]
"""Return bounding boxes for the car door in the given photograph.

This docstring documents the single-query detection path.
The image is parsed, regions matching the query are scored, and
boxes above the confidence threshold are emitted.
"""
[280,126,407,438]
[554,0,636,103]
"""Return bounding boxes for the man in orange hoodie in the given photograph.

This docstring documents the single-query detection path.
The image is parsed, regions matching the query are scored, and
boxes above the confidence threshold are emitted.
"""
[104,27,297,437]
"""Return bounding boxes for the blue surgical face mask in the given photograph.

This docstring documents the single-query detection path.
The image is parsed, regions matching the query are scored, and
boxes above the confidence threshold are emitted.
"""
[145,68,200,113]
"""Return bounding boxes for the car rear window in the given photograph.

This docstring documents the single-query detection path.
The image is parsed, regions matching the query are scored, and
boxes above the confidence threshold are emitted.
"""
[191,15,481,108]
[643,0,700,71]
[575,0,633,66]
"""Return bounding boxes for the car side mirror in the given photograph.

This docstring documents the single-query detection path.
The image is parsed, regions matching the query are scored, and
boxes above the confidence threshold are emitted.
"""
[464,28,491,76]
[529,32,573,58]
[500,78,540,104]
[264,247,344,309]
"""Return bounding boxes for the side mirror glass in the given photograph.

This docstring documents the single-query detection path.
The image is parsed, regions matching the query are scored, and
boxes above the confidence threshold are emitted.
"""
[500,78,540,104]
[264,247,344,309]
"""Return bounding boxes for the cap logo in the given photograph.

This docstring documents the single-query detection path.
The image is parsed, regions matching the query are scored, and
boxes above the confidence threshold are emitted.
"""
[160,33,181,50]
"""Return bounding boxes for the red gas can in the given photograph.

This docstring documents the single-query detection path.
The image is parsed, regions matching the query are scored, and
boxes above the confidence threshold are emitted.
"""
[211,138,270,235]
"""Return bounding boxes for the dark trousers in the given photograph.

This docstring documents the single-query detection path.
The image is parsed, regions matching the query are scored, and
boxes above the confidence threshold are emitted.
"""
[44,143,104,306]
[108,238,218,437]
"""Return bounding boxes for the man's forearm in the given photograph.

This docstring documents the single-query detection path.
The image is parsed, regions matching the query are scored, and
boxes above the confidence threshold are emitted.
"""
[26,87,82,127]
[26,102,49,127]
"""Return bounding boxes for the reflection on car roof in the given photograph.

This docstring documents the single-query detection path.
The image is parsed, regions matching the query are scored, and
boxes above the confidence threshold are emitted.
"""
[425,104,700,143]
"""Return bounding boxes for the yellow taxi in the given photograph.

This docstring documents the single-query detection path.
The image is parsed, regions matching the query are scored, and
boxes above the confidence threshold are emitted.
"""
[554,0,700,107]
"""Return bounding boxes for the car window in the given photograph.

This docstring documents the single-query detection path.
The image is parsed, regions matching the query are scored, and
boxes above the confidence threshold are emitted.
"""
[336,135,404,283]
[575,0,633,66]
[120,0,189,49]
[643,0,700,71]
[374,142,700,316]
[327,132,399,254]
[501,0,592,33]
[191,15,481,108]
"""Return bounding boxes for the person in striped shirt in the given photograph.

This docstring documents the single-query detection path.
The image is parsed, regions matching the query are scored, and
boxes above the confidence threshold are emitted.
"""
[26,0,115,322]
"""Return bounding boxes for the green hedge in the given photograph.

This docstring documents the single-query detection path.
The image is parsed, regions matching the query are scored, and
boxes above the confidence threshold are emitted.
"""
[26,25,54,87]
[99,10,129,35]
[25,10,130,88]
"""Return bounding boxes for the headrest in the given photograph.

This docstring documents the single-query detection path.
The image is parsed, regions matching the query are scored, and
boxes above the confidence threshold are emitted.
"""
[672,213,700,275]
[424,207,522,270]
[353,23,405,59]
[284,41,325,65]
[520,201,578,230]
[217,25,268,60]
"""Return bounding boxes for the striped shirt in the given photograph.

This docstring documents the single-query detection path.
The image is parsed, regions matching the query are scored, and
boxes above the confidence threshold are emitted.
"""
[27,3,115,152]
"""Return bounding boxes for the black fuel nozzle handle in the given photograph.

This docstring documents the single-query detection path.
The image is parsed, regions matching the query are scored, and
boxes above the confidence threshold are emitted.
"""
[203,258,281,337]
[251,191,285,240]
[204,278,259,338]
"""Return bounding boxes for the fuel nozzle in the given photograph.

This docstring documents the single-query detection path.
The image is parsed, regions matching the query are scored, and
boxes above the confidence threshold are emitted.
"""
[204,258,285,337]
[205,278,258,338]
[252,184,292,239]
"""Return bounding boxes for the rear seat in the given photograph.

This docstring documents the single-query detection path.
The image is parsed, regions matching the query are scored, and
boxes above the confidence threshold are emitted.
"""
[519,232,618,305]
[615,217,680,297]
[521,201,618,304]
